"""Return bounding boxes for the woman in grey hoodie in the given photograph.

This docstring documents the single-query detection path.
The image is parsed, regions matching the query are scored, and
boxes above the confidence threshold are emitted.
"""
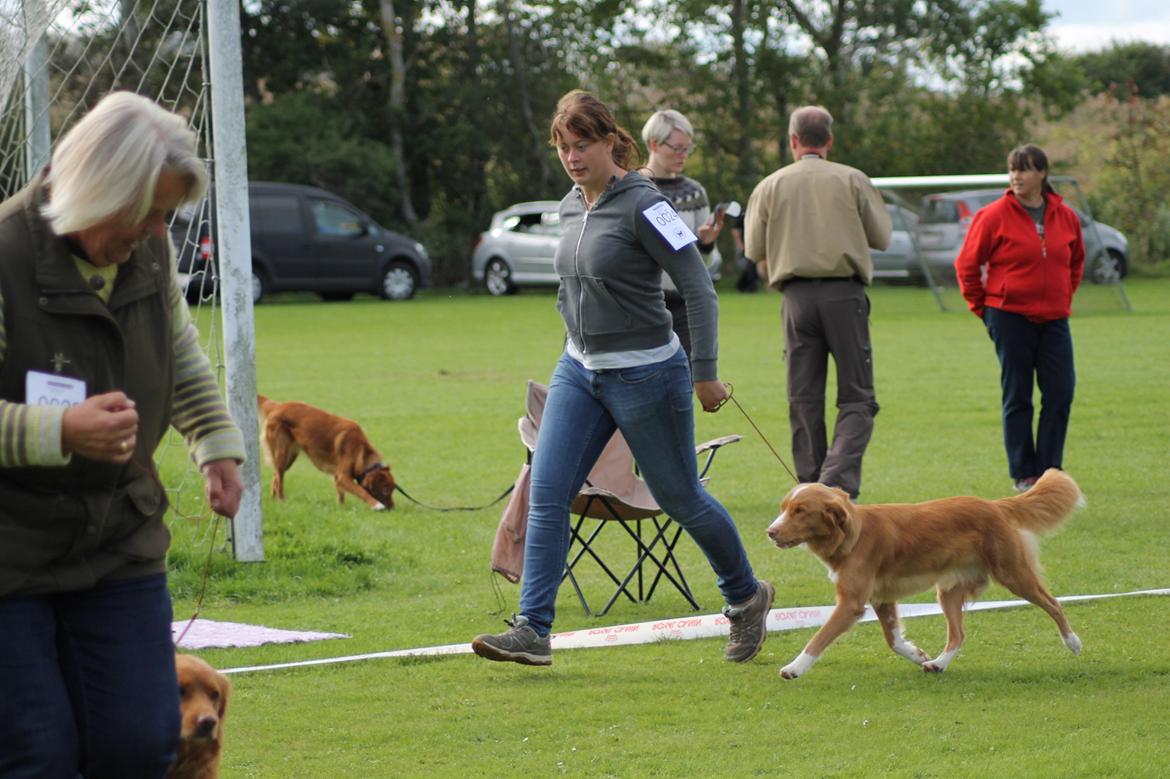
[472,90,773,667]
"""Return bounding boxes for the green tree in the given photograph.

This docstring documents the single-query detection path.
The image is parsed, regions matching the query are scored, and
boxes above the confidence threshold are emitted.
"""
[1074,42,1170,99]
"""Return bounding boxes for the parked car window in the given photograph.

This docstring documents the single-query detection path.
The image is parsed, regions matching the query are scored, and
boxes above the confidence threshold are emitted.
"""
[254,194,303,235]
[921,199,959,224]
[311,199,364,238]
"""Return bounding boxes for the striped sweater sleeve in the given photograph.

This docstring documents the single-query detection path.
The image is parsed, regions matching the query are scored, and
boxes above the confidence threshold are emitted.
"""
[165,260,247,467]
[0,284,72,467]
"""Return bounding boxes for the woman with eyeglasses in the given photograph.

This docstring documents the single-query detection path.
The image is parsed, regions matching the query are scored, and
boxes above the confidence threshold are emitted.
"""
[639,109,725,357]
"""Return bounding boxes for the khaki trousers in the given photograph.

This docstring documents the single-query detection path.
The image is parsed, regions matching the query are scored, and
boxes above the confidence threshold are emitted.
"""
[781,277,879,499]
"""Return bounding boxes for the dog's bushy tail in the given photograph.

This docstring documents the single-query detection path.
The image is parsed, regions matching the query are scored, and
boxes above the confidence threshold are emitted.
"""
[257,394,277,421]
[1000,469,1085,535]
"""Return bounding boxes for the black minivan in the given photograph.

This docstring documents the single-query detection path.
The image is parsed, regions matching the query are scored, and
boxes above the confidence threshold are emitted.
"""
[171,182,431,303]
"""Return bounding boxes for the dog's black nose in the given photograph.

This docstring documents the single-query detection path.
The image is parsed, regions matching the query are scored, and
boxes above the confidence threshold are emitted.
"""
[194,715,218,738]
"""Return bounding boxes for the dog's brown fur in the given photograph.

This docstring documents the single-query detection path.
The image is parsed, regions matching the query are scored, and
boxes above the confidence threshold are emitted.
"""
[168,654,231,779]
[257,394,396,510]
[767,469,1084,678]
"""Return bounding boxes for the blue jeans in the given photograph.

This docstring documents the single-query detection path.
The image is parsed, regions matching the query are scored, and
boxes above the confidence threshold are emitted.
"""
[983,307,1076,480]
[519,349,759,635]
[0,574,180,779]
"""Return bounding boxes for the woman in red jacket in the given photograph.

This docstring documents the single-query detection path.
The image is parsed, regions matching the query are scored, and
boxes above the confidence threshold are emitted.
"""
[955,144,1085,492]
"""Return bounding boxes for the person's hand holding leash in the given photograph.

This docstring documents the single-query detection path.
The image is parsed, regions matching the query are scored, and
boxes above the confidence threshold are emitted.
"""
[201,458,243,519]
[695,379,730,413]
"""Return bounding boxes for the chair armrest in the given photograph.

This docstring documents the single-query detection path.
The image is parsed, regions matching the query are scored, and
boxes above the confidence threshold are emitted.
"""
[694,434,742,479]
[695,434,742,456]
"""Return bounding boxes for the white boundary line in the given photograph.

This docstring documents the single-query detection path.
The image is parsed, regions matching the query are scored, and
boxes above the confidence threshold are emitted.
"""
[220,588,1170,675]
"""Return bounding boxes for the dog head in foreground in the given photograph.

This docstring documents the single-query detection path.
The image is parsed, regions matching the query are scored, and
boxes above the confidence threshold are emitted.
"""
[767,482,860,559]
[169,654,231,779]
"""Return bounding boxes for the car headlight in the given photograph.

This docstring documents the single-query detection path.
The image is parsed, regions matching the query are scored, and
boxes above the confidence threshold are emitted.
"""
[413,241,428,259]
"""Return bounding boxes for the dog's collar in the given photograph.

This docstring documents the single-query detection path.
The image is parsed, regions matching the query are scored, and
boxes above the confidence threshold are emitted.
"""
[356,462,386,485]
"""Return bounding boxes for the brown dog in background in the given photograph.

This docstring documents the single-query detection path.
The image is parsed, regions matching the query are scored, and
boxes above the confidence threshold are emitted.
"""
[169,654,231,779]
[767,469,1084,679]
[257,394,396,510]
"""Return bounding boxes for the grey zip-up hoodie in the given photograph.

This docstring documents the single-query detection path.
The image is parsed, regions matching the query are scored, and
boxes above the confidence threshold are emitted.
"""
[554,171,719,382]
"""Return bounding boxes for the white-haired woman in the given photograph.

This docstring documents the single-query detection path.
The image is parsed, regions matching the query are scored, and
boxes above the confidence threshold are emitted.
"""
[640,108,725,357]
[0,91,245,778]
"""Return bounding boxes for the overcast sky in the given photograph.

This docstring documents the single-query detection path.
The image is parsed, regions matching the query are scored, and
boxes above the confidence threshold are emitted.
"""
[1043,0,1170,51]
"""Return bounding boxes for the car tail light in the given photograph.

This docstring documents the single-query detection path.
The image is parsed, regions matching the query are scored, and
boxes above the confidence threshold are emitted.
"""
[199,235,214,263]
[957,201,973,228]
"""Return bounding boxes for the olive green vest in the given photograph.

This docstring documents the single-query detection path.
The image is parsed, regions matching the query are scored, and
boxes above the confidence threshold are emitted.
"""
[0,176,174,596]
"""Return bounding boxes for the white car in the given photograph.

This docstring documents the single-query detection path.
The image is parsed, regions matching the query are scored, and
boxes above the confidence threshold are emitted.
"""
[471,199,725,296]
[470,201,563,296]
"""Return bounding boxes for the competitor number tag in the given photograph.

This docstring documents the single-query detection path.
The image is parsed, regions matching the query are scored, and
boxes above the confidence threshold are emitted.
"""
[642,201,697,250]
[26,370,86,407]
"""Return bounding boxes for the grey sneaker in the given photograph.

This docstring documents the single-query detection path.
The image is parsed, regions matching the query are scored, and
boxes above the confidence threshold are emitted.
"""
[471,615,552,666]
[722,580,775,663]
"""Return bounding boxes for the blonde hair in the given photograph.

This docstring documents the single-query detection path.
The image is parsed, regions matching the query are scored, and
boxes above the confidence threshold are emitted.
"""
[549,89,642,170]
[42,91,207,235]
[641,109,694,145]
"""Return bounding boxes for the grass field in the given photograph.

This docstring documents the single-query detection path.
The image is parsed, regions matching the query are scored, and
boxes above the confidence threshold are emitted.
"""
[163,278,1170,778]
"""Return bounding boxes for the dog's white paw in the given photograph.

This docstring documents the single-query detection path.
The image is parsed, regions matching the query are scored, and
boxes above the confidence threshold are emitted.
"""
[922,649,958,673]
[1064,632,1082,655]
[893,638,930,665]
[373,503,386,511]
[779,650,818,680]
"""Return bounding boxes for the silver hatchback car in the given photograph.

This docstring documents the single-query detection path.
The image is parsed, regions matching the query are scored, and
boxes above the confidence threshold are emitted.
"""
[471,201,563,296]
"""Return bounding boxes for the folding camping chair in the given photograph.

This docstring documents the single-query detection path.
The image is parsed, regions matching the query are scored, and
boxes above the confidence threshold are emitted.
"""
[516,380,741,617]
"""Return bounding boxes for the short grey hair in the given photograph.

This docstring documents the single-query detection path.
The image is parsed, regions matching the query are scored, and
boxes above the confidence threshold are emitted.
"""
[788,106,833,148]
[42,91,207,235]
[641,109,695,145]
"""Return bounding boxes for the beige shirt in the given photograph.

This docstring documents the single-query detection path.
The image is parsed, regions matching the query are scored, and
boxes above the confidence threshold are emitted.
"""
[745,156,891,288]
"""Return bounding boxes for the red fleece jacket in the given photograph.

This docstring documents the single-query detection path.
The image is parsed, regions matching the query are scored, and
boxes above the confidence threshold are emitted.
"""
[955,189,1085,322]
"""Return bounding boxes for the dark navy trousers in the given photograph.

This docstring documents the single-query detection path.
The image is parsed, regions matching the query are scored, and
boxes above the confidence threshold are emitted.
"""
[0,573,179,779]
[983,307,1076,480]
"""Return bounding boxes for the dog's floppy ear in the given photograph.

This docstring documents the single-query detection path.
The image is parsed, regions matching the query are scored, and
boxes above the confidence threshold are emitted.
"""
[216,672,232,719]
[826,499,848,532]
[826,494,860,555]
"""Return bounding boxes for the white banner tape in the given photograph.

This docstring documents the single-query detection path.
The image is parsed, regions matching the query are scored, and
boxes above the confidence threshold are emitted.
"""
[220,588,1170,675]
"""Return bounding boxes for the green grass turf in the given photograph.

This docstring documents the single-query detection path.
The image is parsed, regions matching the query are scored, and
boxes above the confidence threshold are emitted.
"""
[161,277,1170,777]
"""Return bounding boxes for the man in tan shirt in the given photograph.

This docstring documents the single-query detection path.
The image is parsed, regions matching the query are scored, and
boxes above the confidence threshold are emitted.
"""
[745,106,891,499]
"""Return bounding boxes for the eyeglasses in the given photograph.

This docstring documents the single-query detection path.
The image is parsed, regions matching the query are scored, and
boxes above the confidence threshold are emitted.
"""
[660,140,696,155]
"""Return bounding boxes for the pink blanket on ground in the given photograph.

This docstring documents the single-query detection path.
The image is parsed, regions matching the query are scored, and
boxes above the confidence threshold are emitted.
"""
[172,619,349,649]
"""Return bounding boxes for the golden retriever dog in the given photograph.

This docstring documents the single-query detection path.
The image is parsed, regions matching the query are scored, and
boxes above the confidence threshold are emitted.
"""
[169,654,231,779]
[257,394,396,510]
[767,469,1084,679]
